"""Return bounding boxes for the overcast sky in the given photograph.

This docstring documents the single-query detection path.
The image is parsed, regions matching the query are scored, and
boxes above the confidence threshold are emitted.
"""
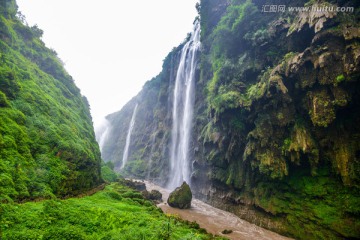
[17,0,198,127]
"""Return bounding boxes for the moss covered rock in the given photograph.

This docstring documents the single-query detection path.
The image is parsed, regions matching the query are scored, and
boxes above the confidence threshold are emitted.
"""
[149,190,162,201]
[143,189,163,203]
[121,179,146,191]
[167,182,192,209]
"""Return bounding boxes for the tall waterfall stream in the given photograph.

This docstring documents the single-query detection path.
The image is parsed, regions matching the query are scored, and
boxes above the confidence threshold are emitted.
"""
[168,22,201,190]
[122,103,138,169]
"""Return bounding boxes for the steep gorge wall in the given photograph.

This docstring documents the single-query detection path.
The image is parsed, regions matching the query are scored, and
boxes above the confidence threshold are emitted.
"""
[101,45,183,183]
[102,0,360,238]
[0,0,102,201]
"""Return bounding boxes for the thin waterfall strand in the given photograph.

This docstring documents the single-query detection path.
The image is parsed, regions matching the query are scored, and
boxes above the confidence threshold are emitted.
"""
[168,22,201,190]
[146,129,157,180]
[121,104,138,169]
[95,119,111,153]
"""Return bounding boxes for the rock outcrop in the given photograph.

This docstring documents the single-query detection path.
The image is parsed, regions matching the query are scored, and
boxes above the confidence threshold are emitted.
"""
[167,182,192,209]
[121,179,146,191]
[143,190,162,203]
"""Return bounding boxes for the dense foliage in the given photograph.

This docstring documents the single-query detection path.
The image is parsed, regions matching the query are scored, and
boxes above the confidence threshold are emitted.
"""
[0,0,102,202]
[196,0,360,238]
[198,0,360,187]
[101,161,118,183]
[1,182,224,240]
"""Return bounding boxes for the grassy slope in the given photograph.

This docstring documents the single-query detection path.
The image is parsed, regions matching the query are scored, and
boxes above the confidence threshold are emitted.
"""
[1,182,225,240]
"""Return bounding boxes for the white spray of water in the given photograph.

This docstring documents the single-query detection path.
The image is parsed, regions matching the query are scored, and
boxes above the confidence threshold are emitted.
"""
[121,103,138,169]
[95,119,111,153]
[168,22,201,190]
[146,129,157,180]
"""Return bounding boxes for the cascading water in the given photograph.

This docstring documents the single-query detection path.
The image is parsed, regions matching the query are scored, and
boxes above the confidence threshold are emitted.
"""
[146,128,157,180]
[121,103,138,169]
[168,22,201,190]
[95,119,111,153]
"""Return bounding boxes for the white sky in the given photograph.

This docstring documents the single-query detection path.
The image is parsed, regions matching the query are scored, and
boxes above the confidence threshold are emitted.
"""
[17,0,198,127]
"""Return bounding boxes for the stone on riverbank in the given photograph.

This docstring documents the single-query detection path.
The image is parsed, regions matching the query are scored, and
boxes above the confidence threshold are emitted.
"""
[143,189,163,203]
[121,179,146,191]
[167,182,192,209]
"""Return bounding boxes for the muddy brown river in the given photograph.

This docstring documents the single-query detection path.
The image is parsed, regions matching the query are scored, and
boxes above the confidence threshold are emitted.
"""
[145,181,292,240]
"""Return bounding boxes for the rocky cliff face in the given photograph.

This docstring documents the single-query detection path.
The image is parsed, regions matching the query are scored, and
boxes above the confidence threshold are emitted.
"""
[101,46,181,182]
[101,0,360,238]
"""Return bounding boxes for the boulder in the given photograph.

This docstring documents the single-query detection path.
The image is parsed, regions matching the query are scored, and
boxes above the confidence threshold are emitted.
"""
[167,182,192,209]
[142,189,163,203]
[222,229,233,234]
[122,179,146,191]
[149,190,162,201]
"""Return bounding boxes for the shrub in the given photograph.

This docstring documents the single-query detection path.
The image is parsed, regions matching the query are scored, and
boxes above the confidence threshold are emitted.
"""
[335,74,345,85]
[101,165,118,182]
[0,91,10,107]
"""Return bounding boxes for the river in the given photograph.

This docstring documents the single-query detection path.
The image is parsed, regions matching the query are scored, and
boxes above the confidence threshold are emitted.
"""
[145,181,292,240]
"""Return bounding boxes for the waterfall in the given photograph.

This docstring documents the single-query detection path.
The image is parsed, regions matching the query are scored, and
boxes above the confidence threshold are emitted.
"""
[121,103,138,169]
[168,22,201,190]
[95,119,111,153]
[146,130,157,180]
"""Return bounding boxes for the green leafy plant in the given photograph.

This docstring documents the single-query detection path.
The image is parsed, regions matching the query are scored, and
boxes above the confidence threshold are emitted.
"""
[1,183,222,240]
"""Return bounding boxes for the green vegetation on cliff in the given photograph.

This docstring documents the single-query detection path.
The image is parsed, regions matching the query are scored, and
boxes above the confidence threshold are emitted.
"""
[0,0,102,202]
[195,0,360,238]
[198,0,360,189]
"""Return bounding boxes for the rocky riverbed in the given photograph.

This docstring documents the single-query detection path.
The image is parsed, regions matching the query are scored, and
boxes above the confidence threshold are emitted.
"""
[145,181,293,240]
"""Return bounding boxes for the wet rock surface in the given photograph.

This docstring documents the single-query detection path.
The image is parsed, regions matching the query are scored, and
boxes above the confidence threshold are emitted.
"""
[143,189,162,203]
[121,179,146,191]
[167,182,192,209]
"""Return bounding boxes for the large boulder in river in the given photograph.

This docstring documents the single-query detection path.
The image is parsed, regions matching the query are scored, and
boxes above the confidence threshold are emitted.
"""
[167,182,192,209]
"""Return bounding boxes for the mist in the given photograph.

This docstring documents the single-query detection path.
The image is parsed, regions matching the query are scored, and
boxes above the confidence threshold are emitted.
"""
[17,0,199,127]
